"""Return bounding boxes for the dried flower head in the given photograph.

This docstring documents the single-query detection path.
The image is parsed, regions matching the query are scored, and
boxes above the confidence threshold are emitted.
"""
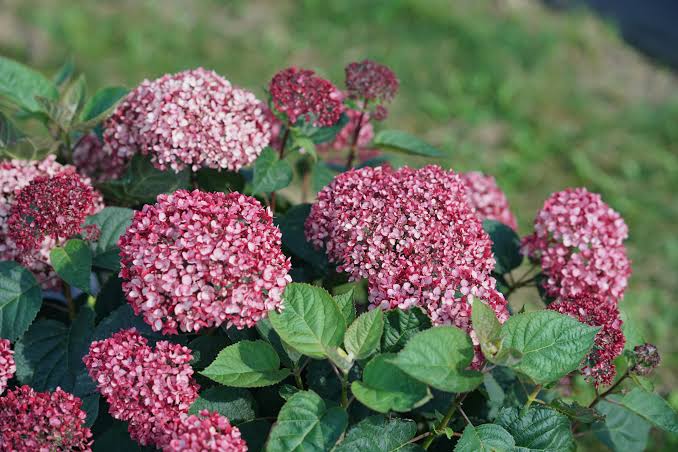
[8,172,99,252]
[73,132,127,182]
[118,190,291,334]
[306,165,508,345]
[164,410,247,452]
[0,339,15,395]
[0,385,92,451]
[103,68,271,173]
[631,343,661,376]
[549,294,625,386]
[83,329,199,447]
[460,171,517,230]
[345,60,399,119]
[522,188,631,304]
[269,67,344,127]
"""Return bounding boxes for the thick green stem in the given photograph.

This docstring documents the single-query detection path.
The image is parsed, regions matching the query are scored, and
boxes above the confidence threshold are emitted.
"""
[422,394,466,449]
[345,100,368,169]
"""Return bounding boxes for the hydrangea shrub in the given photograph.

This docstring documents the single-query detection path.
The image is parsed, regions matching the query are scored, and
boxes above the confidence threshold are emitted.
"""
[0,55,675,451]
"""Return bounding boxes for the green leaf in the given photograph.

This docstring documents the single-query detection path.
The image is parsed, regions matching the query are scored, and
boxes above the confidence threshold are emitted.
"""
[311,161,338,194]
[188,386,257,424]
[483,219,523,274]
[593,395,650,452]
[549,399,603,424]
[268,283,346,359]
[14,308,99,425]
[612,387,678,433]
[334,288,356,325]
[0,111,23,148]
[265,390,348,452]
[92,304,161,342]
[351,353,431,413]
[93,420,149,452]
[455,424,515,452]
[256,317,302,367]
[188,335,231,371]
[201,340,290,388]
[500,310,599,385]
[0,261,42,341]
[381,307,431,353]
[472,300,502,358]
[50,239,92,294]
[58,74,87,126]
[0,56,58,112]
[52,59,75,88]
[344,309,383,360]
[98,154,190,205]
[334,415,421,452]
[392,326,482,393]
[303,112,349,145]
[85,207,134,271]
[251,147,293,193]
[620,310,645,352]
[240,419,272,452]
[276,204,331,272]
[372,129,443,157]
[196,168,245,193]
[79,86,128,122]
[496,406,574,452]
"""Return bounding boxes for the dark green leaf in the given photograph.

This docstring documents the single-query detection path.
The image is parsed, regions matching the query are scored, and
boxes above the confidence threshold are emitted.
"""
[344,309,383,360]
[256,317,302,367]
[455,424,515,452]
[265,390,348,452]
[392,326,482,393]
[549,399,603,424]
[251,147,292,193]
[0,261,42,341]
[613,387,678,433]
[92,304,161,342]
[351,353,431,413]
[80,86,128,122]
[94,276,125,320]
[334,288,356,325]
[593,395,651,452]
[496,406,574,451]
[372,129,443,157]
[188,386,257,424]
[311,161,338,194]
[500,310,599,384]
[85,207,134,271]
[304,112,349,145]
[196,168,245,193]
[268,283,346,358]
[239,419,271,452]
[381,307,431,353]
[93,420,150,452]
[276,204,331,272]
[335,415,421,452]
[188,335,230,371]
[201,340,290,387]
[0,56,58,112]
[50,239,92,294]
[483,219,523,274]
[279,384,301,401]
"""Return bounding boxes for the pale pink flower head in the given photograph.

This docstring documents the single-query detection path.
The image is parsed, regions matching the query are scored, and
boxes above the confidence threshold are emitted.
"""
[460,171,517,230]
[306,165,508,355]
[103,68,271,173]
[83,328,199,447]
[548,293,625,386]
[0,385,92,451]
[164,410,247,452]
[73,132,127,182]
[522,188,631,304]
[118,190,291,334]
[269,67,344,127]
[345,60,399,120]
[0,339,15,395]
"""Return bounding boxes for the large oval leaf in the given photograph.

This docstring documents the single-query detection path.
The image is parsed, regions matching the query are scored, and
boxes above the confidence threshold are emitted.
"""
[344,309,383,360]
[381,307,431,353]
[455,424,515,452]
[188,386,257,424]
[85,207,134,271]
[372,130,443,157]
[0,261,42,341]
[612,388,678,433]
[496,406,574,452]
[483,219,523,274]
[251,147,293,193]
[593,395,651,452]
[334,415,421,452]
[50,239,92,294]
[0,56,58,112]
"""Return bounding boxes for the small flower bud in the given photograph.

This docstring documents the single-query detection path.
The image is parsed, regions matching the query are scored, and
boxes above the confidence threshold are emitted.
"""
[631,343,661,376]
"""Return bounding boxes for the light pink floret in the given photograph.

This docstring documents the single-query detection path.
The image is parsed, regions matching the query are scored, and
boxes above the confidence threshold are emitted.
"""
[0,339,15,395]
[164,410,247,452]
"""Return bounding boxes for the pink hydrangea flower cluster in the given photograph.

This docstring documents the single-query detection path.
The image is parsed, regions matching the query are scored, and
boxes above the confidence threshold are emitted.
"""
[269,67,344,127]
[306,165,508,342]
[460,171,518,230]
[549,294,625,386]
[0,339,15,395]
[522,188,631,304]
[83,329,199,447]
[345,60,399,120]
[118,190,291,334]
[73,132,127,182]
[164,410,247,452]
[0,385,92,451]
[103,68,271,173]
[0,157,102,289]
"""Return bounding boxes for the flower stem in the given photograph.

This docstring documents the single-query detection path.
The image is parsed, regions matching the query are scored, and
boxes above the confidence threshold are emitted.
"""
[422,393,467,449]
[270,128,290,213]
[345,100,368,169]
[588,370,629,408]
[63,282,75,320]
[524,385,542,409]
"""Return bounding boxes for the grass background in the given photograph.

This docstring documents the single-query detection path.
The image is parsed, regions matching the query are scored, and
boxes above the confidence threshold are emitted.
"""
[1,0,677,448]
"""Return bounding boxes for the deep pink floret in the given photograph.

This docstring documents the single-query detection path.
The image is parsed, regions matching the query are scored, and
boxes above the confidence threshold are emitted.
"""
[103,68,271,173]
[164,410,247,452]
[345,60,399,120]
[269,67,344,127]
[83,329,199,447]
[460,171,518,230]
[118,190,291,334]
[73,133,127,183]
[522,188,631,304]
[305,165,508,353]
[549,294,625,386]
[8,172,99,252]
[0,385,92,451]
[0,339,15,395]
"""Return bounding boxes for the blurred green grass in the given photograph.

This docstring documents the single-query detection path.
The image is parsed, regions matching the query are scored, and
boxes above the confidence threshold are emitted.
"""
[2,0,677,446]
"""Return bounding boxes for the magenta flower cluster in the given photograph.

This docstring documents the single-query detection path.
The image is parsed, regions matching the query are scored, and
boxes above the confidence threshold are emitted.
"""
[460,171,518,230]
[522,188,631,304]
[269,67,344,127]
[104,68,271,173]
[345,60,399,120]
[0,385,92,451]
[0,339,15,396]
[165,410,247,452]
[306,165,508,356]
[118,190,291,334]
